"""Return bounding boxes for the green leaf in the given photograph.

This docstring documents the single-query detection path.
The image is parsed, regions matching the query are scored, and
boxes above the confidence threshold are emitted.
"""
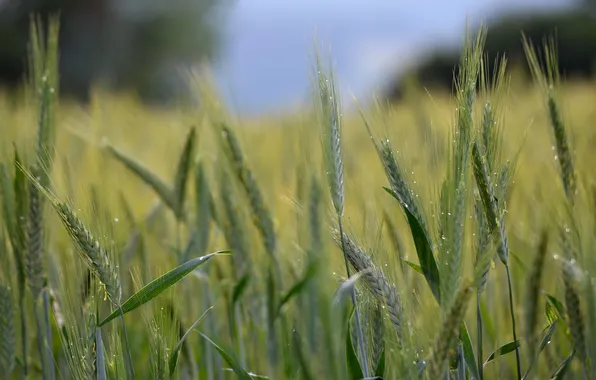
[484,339,521,366]
[232,273,251,306]
[402,260,423,274]
[460,322,480,380]
[278,262,317,316]
[173,126,196,216]
[103,142,177,216]
[384,187,440,303]
[99,251,228,326]
[374,347,386,378]
[550,350,575,380]
[523,321,557,380]
[169,306,213,377]
[546,294,566,318]
[199,333,254,380]
[346,309,364,380]
[545,301,559,325]
[538,322,557,355]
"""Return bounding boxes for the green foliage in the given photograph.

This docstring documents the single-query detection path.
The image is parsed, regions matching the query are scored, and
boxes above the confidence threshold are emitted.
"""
[2,12,596,380]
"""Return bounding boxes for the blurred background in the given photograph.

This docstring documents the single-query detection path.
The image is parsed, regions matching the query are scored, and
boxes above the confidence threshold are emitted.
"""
[0,0,595,115]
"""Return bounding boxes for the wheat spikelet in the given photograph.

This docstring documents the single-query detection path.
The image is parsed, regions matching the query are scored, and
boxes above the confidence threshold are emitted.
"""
[219,125,277,257]
[370,301,384,374]
[333,230,402,340]
[26,177,45,298]
[474,197,491,292]
[560,254,588,370]
[524,231,548,360]
[315,60,344,217]
[219,171,250,275]
[55,203,121,306]
[523,35,576,204]
[0,284,15,375]
[472,140,508,265]
[428,282,473,379]
[547,96,576,203]
[172,126,196,217]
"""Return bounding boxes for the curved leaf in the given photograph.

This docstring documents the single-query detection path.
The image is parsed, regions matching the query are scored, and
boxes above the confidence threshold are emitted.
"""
[199,333,254,380]
[484,339,521,367]
[550,350,575,380]
[99,251,228,326]
[346,313,364,380]
[460,322,480,380]
[169,306,213,377]
[384,187,440,302]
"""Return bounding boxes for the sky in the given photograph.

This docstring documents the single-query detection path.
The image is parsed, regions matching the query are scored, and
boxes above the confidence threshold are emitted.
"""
[213,0,573,115]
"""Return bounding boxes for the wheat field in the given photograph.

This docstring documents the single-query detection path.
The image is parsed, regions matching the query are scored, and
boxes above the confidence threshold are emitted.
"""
[1,19,596,380]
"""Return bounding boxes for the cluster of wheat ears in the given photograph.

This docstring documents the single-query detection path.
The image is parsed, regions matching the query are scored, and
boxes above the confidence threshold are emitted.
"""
[0,16,595,380]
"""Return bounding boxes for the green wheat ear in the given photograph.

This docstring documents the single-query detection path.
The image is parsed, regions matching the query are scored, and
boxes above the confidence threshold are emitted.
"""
[0,284,15,375]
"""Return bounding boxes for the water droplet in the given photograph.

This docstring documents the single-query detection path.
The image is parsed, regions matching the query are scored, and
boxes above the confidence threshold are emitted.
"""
[554,155,558,160]
[49,88,55,93]
[551,146,556,151]
[114,218,119,222]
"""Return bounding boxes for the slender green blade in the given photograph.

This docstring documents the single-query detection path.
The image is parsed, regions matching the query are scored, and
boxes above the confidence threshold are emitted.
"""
[346,309,364,380]
[232,273,251,306]
[402,260,423,274]
[550,350,575,380]
[374,347,386,378]
[384,186,440,302]
[168,306,213,377]
[523,321,557,380]
[172,126,196,217]
[103,143,177,214]
[199,333,254,380]
[99,251,228,326]
[278,262,317,316]
[484,340,521,366]
[460,322,480,380]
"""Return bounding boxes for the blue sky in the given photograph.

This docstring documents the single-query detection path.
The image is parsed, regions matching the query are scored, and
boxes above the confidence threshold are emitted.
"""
[213,0,573,115]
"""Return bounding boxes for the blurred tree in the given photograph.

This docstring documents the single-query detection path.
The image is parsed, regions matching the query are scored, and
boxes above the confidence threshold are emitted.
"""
[385,8,596,102]
[0,0,232,103]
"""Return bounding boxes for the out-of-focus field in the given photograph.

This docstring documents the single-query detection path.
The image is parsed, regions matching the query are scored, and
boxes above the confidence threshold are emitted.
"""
[2,61,596,379]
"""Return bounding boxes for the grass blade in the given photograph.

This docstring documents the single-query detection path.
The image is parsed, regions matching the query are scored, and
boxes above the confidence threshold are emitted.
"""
[374,347,386,378]
[277,262,317,317]
[346,308,364,380]
[483,339,521,366]
[460,322,480,380]
[384,187,440,302]
[169,306,213,377]
[103,142,177,215]
[199,333,254,380]
[99,251,228,326]
[523,321,557,380]
[550,350,575,380]
[172,126,196,217]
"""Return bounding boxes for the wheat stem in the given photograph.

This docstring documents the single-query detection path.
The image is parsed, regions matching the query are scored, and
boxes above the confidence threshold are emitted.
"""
[477,292,484,380]
[506,264,522,380]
